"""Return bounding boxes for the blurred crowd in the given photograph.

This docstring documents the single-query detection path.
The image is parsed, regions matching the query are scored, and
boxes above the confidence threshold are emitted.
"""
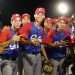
[0,7,75,75]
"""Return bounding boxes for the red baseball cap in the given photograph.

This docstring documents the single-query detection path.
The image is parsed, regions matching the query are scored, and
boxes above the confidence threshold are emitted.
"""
[22,13,30,19]
[57,16,69,24]
[45,17,53,24]
[35,7,45,15]
[11,13,21,21]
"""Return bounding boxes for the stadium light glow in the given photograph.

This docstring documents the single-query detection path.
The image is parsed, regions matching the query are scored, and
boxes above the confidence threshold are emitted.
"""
[57,2,69,15]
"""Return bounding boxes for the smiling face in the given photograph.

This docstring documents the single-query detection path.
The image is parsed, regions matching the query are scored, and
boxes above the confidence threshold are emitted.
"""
[11,18,21,29]
[34,13,45,24]
[56,19,67,31]
[22,16,30,25]
[22,13,31,25]
[34,7,45,24]
[44,19,53,29]
[11,14,21,29]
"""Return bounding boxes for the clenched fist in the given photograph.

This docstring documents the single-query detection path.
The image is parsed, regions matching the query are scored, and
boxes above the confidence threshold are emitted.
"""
[12,35,20,42]
[31,38,40,46]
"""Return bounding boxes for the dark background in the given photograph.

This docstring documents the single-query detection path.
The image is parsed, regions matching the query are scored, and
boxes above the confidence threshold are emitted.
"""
[0,0,75,25]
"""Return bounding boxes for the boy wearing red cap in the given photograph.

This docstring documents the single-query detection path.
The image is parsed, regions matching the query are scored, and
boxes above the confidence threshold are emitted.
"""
[43,17,54,45]
[42,17,55,60]
[19,7,45,75]
[19,13,32,38]
[41,17,56,74]
[0,13,21,75]
[22,13,31,26]
[49,16,70,75]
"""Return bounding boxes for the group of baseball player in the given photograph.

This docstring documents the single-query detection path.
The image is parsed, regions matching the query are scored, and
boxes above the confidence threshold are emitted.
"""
[0,7,75,75]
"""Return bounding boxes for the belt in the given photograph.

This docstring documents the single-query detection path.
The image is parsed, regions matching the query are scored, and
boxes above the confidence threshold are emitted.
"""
[1,56,17,61]
[23,51,40,55]
[31,52,40,55]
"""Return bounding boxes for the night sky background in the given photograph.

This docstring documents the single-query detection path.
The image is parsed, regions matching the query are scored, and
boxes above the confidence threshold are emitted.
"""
[0,0,75,25]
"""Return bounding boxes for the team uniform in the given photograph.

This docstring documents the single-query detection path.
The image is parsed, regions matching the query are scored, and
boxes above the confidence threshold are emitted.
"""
[43,17,55,59]
[19,22,43,75]
[42,29,54,75]
[0,26,19,75]
[50,29,70,75]
[0,13,21,75]
[19,7,45,75]
[43,28,54,59]
[0,27,12,75]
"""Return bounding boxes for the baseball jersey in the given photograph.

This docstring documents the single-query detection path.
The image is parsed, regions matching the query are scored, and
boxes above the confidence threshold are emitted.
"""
[19,22,43,54]
[42,29,55,59]
[50,30,69,60]
[2,26,19,58]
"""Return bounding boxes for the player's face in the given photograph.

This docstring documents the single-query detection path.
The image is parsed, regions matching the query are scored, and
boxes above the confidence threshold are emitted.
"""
[34,13,45,23]
[11,19,21,29]
[22,16,30,25]
[57,20,67,30]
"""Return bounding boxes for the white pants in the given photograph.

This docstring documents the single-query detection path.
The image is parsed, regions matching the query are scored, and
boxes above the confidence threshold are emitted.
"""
[1,60,17,75]
[23,53,42,75]
[50,58,65,75]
